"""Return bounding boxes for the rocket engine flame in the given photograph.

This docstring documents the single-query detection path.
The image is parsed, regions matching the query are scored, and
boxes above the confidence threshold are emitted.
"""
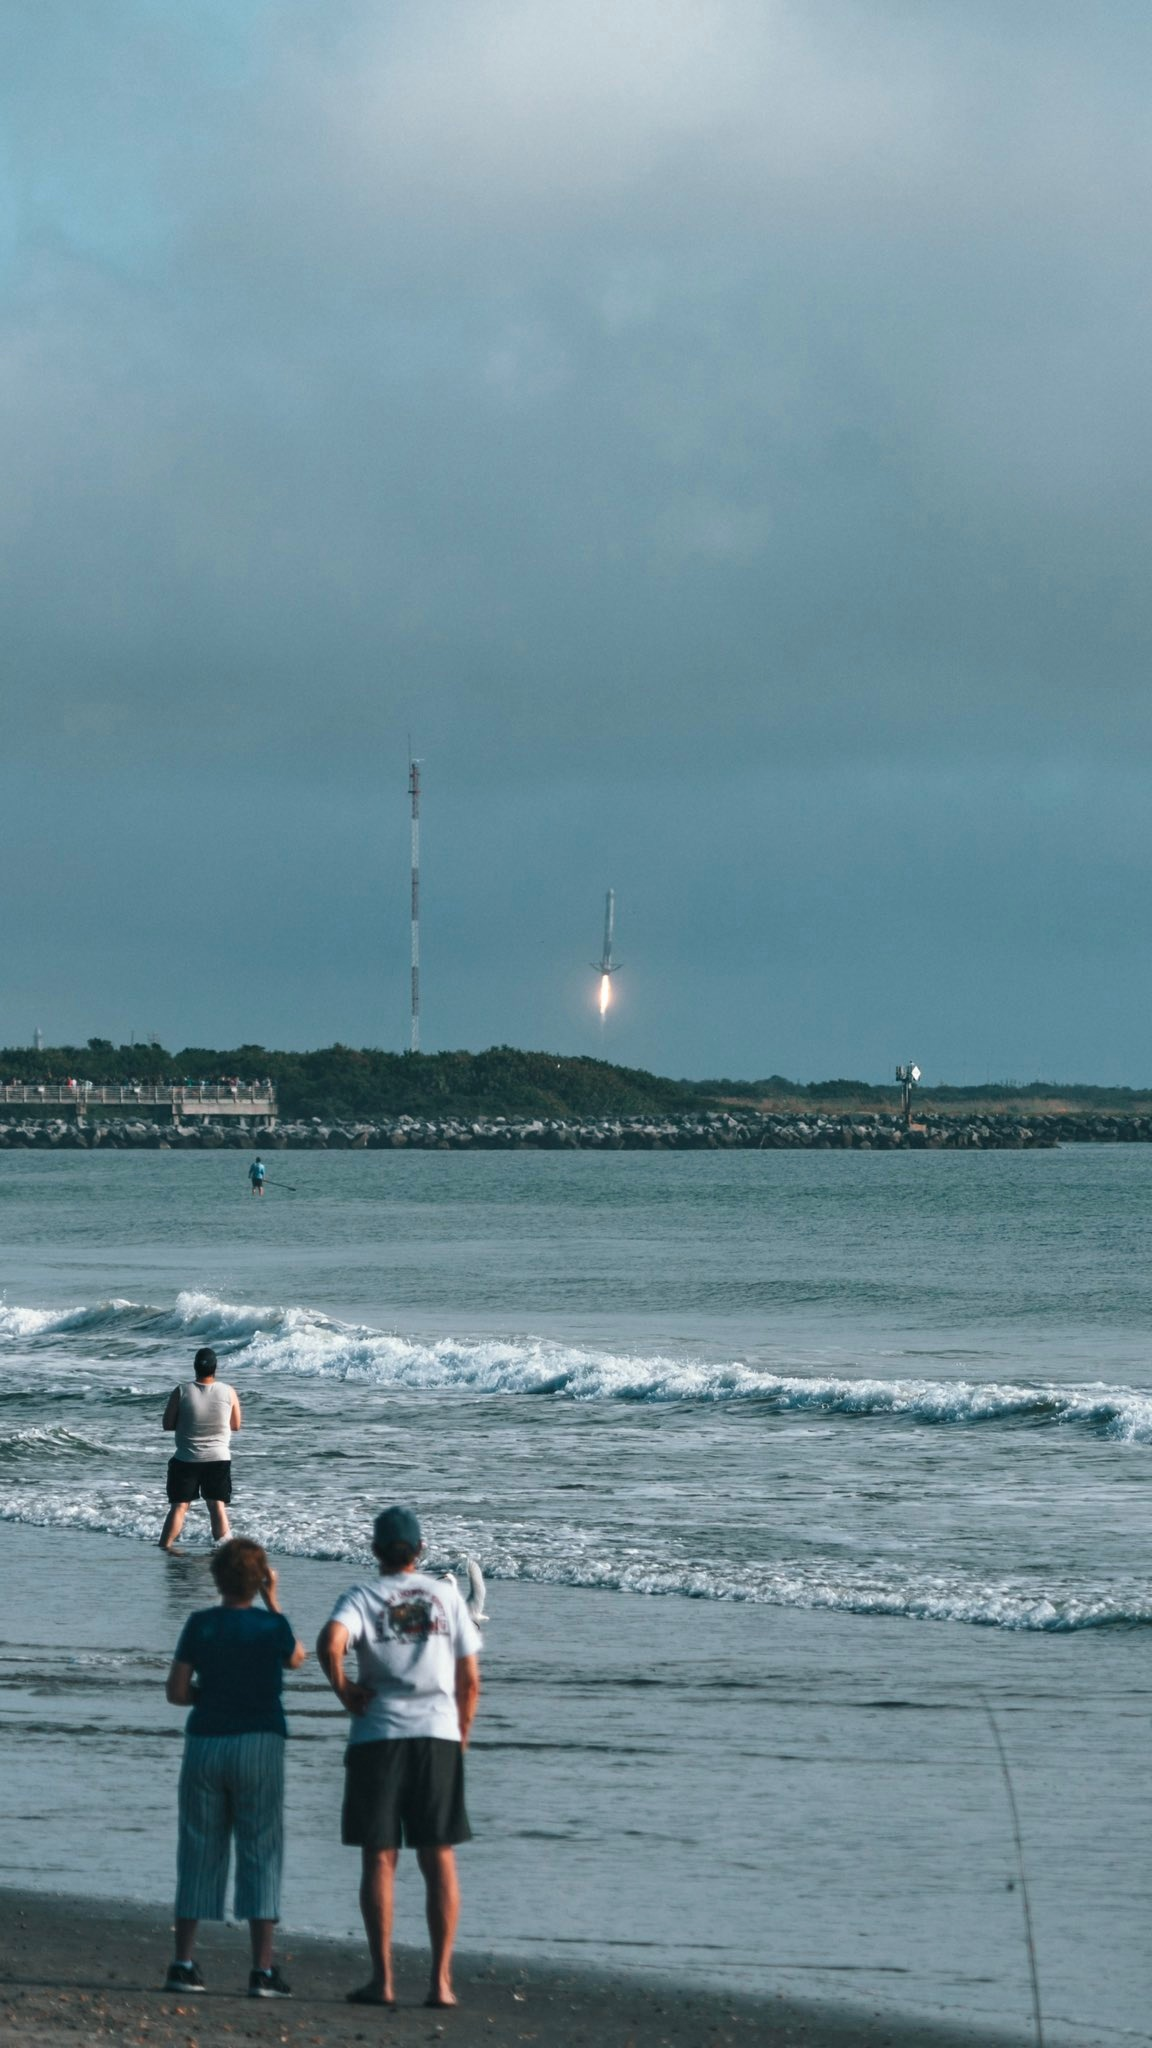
[593,891,618,1020]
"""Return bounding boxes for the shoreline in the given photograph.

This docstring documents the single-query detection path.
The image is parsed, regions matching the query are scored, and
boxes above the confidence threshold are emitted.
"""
[0,1523,1137,2045]
[0,1887,1024,2048]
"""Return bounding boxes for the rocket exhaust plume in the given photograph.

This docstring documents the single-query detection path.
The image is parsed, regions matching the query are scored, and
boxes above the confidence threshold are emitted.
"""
[593,890,619,1017]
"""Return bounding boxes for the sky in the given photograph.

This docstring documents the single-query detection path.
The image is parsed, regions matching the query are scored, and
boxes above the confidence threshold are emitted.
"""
[2,0,1151,1082]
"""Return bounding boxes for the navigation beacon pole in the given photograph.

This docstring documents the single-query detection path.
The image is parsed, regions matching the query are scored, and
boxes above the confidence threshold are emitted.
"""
[895,1061,920,1127]
[409,758,421,1053]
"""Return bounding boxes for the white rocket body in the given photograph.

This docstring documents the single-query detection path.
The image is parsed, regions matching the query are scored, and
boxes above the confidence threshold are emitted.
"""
[594,889,619,976]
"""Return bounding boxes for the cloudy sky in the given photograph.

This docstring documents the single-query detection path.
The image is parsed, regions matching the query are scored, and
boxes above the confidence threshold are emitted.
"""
[3,1,1150,1081]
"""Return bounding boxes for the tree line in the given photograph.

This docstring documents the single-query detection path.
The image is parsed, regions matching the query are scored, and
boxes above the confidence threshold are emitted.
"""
[3,1040,1148,1120]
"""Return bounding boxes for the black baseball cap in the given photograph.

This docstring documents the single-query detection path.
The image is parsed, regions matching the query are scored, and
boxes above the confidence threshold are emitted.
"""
[373,1505,422,1552]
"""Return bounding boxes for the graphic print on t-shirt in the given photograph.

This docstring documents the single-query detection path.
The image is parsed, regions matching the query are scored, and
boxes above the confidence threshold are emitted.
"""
[328,1570,482,1746]
[379,1593,445,1644]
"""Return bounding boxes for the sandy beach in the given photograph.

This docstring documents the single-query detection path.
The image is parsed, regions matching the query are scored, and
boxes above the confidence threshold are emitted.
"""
[0,1888,1022,2048]
[2,1521,1141,2045]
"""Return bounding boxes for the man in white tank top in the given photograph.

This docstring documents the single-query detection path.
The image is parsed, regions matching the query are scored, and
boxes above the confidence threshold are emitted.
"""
[159,1347,242,1550]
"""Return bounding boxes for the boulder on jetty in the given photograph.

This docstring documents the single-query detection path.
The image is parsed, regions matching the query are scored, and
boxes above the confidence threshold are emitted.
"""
[6,1109,1152,1150]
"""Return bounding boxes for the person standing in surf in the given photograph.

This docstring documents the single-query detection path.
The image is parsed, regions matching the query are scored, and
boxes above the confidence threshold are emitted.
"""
[159,1347,241,1550]
[248,1157,266,1197]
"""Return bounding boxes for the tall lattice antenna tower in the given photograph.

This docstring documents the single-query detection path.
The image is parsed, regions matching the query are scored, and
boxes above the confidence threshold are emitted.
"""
[408,756,421,1052]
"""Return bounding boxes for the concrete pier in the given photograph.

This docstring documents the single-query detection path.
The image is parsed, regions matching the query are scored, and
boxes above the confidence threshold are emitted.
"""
[0,1082,276,1124]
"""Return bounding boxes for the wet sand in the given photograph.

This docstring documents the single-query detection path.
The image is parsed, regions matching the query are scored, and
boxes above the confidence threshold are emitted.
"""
[0,1889,1022,2048]
[2,1522,1144,2044]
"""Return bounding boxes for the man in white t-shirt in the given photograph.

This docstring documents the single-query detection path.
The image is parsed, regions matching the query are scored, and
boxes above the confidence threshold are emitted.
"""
[317,1506,481,2011]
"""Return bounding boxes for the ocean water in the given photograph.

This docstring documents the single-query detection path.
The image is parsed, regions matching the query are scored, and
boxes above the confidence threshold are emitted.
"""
[3,1145,1152,1629]
[3,1146,1152,2041]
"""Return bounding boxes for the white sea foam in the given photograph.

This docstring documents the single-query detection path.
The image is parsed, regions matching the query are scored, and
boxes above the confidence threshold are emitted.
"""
[3,1291,1151,1439]
[0,1303,84,1338]
[0,1293,282,1342]
[4,1288,1152,1633]
[0,1486,1146,1633]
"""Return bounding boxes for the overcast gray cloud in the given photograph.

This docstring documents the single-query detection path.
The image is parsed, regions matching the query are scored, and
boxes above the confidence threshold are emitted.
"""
[2,1,1151,1078]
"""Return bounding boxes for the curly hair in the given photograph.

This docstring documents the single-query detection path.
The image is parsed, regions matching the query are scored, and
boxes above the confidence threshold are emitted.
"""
[210,1536,270,1602]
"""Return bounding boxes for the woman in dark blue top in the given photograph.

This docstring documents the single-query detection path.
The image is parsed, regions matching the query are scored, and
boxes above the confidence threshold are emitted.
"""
[164,1538,305,1999]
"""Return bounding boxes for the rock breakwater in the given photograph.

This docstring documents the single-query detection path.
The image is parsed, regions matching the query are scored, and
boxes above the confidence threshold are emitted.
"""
[6,1109,1152,1149]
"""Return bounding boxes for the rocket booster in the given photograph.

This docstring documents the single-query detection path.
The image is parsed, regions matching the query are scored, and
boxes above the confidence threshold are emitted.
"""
[593,891,619,1017]
[594,889,618,975]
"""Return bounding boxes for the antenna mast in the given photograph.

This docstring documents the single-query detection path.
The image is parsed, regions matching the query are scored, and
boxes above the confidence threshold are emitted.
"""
[408,757,421,1052]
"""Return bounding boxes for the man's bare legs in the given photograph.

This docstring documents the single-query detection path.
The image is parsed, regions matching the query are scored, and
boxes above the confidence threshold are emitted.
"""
[359,1847,400,2000]
[159,1502,188,1551]
[357,1847,458,2005]
[159,1499,229,1549]
[417,1847,460,2007]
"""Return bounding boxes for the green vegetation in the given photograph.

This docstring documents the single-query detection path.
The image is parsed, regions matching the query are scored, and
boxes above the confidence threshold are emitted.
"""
[4,1041,1152,1120]
[0,1042,700,1121]
[686,1076,1152,1113]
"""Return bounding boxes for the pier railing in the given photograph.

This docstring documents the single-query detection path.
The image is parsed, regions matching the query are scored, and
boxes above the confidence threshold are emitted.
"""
[0,1083,277,1124]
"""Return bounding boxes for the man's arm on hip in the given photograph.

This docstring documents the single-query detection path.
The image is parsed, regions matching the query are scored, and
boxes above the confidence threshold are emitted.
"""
[316,1620,372,1714]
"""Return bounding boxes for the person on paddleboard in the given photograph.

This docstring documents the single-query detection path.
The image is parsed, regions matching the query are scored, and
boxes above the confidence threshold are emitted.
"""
[159,1347,241,1550]
[249,1157,266,1197]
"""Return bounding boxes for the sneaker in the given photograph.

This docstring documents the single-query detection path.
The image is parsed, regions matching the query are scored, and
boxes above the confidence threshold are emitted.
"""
[164,1961,205,1994]
[248,1967,292,1999]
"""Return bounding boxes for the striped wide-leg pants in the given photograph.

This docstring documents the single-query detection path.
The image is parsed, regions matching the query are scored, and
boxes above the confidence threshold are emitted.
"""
[175,1732,285,1922]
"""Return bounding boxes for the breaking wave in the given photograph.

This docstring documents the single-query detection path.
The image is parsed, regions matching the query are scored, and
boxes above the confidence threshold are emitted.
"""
[0,1295,287,1342]
[2,1290,1150,1632]
[0,1425,111,1461]
[0,1487,1146,1633]
[3,1291,1152,1440]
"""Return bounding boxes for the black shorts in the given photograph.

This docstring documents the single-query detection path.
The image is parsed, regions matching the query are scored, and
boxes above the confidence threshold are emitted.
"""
[166,1458,233,1505]
[342,1738,471,1851]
